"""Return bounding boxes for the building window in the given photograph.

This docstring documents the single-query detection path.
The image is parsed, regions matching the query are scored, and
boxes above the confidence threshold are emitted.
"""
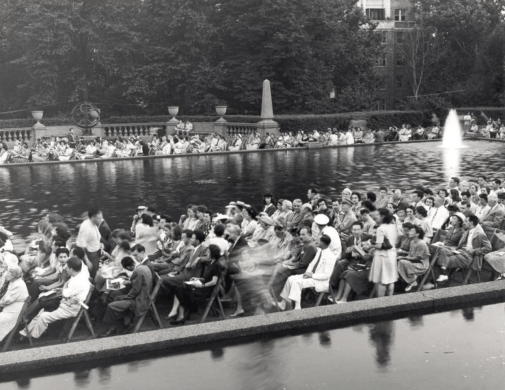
[396,31,404,43]
[377,31,387,44]
[366,8,386,20]
[376,53,387,67]
[396,75,404,88]
[374,100,387,111]
[395,9,407,21]
[396,53,404,67]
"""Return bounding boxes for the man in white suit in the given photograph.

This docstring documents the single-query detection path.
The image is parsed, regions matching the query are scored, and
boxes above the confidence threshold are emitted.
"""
[277,235,337,310]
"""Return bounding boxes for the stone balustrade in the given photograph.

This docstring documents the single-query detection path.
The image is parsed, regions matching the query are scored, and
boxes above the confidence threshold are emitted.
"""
[103,123,165,139]
[0,128,34,147]
[224,122,258,135]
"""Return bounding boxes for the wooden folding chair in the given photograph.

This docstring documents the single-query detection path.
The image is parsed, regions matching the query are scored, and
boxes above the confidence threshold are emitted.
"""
[314,285,335,306]
[133,273,164,333]
[63,285,95,343]
[200,272,226,323]
[416,247,441,291]
[2,296,33,352]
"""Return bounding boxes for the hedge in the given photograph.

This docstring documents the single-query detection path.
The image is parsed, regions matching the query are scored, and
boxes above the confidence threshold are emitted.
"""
[1,108,503,132]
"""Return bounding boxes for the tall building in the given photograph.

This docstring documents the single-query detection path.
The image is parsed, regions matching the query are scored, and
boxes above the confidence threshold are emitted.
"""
[357,0,415,110]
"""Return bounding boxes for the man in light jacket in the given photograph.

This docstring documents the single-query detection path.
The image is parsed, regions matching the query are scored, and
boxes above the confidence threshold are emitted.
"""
[277,234,337,310]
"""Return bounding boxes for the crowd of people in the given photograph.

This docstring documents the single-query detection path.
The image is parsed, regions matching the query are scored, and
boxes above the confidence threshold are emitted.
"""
[0,114,501,165]
[1,174,505,346]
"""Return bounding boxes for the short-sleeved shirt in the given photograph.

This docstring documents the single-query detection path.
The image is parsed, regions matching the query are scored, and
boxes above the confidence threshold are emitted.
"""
[202,260,222,284]
[408,240,430,266]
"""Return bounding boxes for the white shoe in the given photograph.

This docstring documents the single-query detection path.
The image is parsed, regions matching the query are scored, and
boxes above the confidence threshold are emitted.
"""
[336,301,347,304]
[327,296,335,303]
[436,275,449,282]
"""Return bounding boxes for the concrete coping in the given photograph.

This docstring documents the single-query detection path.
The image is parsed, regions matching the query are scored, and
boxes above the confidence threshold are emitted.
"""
[1,280,504,376]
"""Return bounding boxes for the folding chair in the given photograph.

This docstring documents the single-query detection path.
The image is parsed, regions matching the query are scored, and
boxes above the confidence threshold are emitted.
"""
[416,247,441,291]
[200,272,226,323]
[62,285,95,343]
[133,273,164,333]
[484,229,505,281]
[2,296,33,352]
[314,285,335,307]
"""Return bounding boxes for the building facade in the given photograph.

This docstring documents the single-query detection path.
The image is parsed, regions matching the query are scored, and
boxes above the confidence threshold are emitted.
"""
[357,0,414,110]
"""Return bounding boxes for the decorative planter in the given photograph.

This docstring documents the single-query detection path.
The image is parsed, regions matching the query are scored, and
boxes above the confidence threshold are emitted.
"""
[31,111,44,128]
[215,105,227,123]
[168,106,179,118]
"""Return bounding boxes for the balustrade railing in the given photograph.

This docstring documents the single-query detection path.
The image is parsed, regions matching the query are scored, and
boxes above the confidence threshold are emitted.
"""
[103,123,165,139]
[225,123,258,136]
[0,128,34,146]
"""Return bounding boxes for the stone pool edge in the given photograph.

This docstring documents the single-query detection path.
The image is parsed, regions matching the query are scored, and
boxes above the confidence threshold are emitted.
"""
[1,281,504,375]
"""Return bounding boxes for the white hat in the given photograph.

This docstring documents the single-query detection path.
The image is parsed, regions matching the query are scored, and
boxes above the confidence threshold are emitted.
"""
[314,214,330,225]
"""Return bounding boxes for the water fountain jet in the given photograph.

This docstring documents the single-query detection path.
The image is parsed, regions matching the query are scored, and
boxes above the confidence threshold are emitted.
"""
[441,109,466,149]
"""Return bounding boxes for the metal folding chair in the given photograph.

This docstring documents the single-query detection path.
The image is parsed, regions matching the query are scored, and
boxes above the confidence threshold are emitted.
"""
[200,272,226,323]
[2,296,33,352]
[416,247,441,291]
[133,273,164,332]
[63,285,95,343]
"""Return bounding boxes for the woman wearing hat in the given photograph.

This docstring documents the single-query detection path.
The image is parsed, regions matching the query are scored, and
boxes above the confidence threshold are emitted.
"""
[0,265,29,342]
[433,212,465,248]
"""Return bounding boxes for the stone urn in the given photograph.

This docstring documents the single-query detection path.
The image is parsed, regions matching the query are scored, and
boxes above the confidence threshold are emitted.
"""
[168,106,179,124]
[215,105,227,123]
[31,111,44,128]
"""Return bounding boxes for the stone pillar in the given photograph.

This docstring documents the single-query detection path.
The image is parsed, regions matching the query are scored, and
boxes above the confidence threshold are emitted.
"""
[213,121,227,137]
[90,124,105,138]
[32,123,46,144]
[257,79,280,137]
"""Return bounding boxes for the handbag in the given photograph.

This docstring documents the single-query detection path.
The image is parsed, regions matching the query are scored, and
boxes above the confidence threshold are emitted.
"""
[381,236,393,250]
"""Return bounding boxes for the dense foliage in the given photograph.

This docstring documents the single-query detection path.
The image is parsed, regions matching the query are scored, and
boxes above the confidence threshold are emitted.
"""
[0,0,381,117]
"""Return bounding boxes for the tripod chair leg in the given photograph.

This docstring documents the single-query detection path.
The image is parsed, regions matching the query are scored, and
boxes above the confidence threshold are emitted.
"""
[315,291,325,307]
[216,297,226,319]
[133,314,147,333]
[270,287,281,313]
[151,306,163,328]
[83,311,96,337]
[66,311,83,343]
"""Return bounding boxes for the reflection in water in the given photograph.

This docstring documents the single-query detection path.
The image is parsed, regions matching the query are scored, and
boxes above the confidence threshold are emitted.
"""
[368,321,395,370]
[462,307,475,321]
[407,315,424,328]
[14,378,30,389]
[442,146,462,182]
[73,370,90,388]
[318,331,332,348]
[211,347,225,360]
[98,366,112,385]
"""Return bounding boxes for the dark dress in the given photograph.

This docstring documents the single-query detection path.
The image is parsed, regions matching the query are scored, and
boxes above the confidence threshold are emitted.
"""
[174,260,222,311]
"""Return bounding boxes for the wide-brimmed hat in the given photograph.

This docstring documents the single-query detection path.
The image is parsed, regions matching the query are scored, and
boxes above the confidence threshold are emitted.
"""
[454,212,467,223]
[259,215,275,226]
[342,198,354,207]
[137,206,146,211]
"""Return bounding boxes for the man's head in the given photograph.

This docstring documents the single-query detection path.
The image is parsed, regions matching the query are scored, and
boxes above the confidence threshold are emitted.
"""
[318,234,331,250]
[341,198,353,212]
[351,221,363,238]
[314,214,330,228]
[449,177,460,189]
[299,227,312,244]
[359,208,371,222]
[274,225,287,239]
[318,199,328,211]
[293,199,302,213]
[412,190,423,203]
[191,229,206,247]
[478,175,487,187]
[465,215,479,230]
[131,244,146,262]
[307,188,318,200]
[393,189,402,200]
[88,208,103,226]
[447,204,460,216]
[331,199,340,213]
[461,191,471,203]
[66,256,83,277]
[367,192,377,203]
[492,179,501,191]
[488,193,498,207]
[121,256,136,272]
[182,229,193,245]
[498,192,505,205]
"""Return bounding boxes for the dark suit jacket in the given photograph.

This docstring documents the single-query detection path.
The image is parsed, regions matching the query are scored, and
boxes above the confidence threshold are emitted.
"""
[457,227,492,270]
[228,236,248,265]
[173,244,194,272]
[344,233,372,261]
[125,264,153,317]
[296,242,318,269]
[185,244,209,277]
[140,258,156,282]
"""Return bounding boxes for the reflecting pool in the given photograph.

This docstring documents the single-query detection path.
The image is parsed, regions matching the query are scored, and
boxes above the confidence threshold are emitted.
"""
[1,302,504,390]
[1,140,503,251]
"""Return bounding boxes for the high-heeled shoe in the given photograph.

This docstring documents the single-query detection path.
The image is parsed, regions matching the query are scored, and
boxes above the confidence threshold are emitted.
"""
[164,314,176,321]
[170,317,185,325]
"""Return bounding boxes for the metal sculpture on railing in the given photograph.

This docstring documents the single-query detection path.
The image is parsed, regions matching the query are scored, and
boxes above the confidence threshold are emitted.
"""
[71,102,100,135]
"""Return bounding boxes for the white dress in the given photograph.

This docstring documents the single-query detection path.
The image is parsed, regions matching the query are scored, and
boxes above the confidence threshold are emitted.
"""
[0,278,29,341]
[369,223,398,284]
